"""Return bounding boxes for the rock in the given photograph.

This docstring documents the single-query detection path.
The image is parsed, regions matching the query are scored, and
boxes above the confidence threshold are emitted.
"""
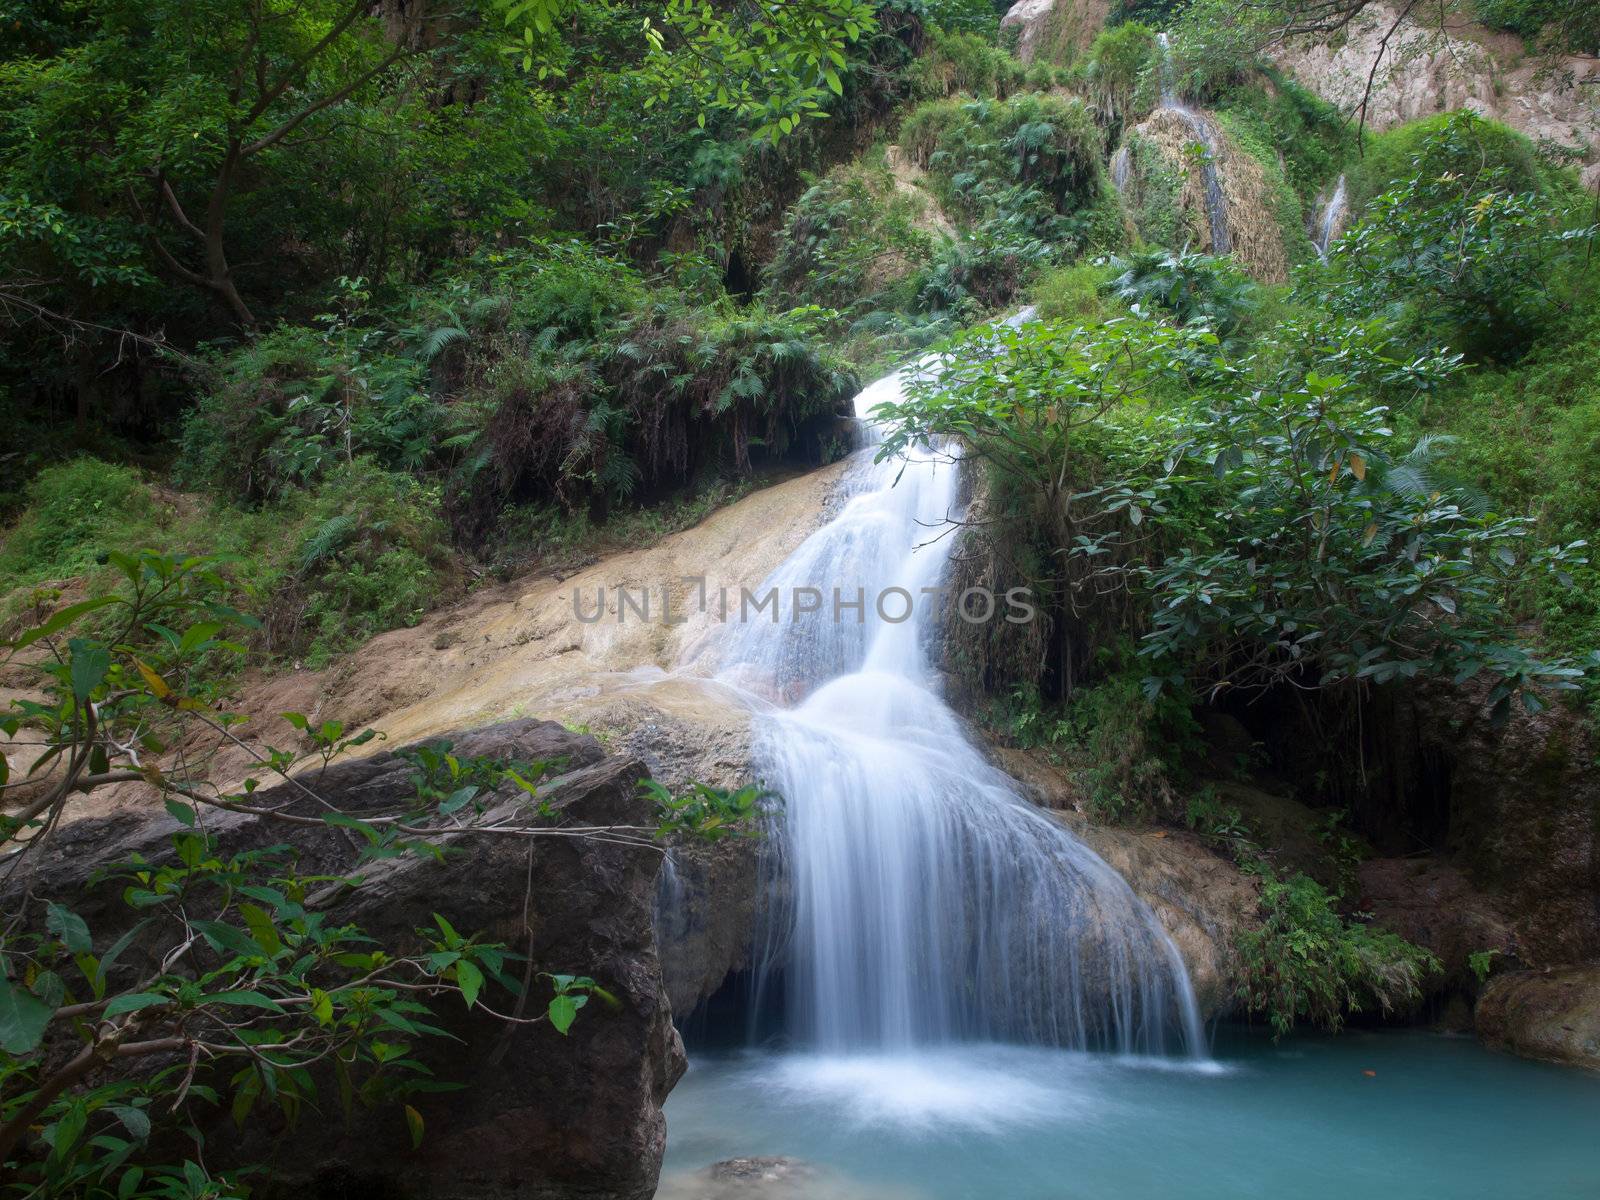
[1000,0,1109,65]
[656,1157,913,1200]
[1409,682,1600,968]
[1272,4,1600,189]
[1357,856,1516,990]
[1476,966,1600,1071]
[5,720,685,1200]
[1113,108,1294,281]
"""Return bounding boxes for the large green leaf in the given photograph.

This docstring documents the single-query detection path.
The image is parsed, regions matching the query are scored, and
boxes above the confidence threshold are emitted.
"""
[0,976,55,1053]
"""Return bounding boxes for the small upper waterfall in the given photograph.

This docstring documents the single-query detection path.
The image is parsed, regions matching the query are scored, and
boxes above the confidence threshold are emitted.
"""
[1109,144,1132,192]
[706,332,1206,1059]
[1154,32,1232,255]
[1313,173,1348,259]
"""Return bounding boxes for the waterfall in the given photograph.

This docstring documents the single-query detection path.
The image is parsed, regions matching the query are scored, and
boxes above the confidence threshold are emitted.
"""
[1110,144,1132,193]
[1313,173,1348,259]
[1153,32,1232,255]
[709,332,1206,1059]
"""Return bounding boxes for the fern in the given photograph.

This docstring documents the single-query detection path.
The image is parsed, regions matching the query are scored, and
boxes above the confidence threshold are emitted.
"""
[298,514,357,573]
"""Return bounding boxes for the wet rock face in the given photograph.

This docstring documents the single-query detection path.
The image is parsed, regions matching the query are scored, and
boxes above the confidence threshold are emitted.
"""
[1409,684,1600,969]
[657,1157,907,1200]
[1272,4,1600,189]
[1356,857,1516,991]
[1476,967,1600,1071]
[6,720,685,1200]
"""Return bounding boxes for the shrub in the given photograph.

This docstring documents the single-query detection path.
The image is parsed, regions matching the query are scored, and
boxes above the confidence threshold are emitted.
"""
[254,460,452,666]
[1315,113,1595,362]
[1349,111,1573,210]
[1237,867,1440,1036]
[1100,247,1257,336]
[0,459,154,585]
[1033,260,1118,321]
[763,163,940,312]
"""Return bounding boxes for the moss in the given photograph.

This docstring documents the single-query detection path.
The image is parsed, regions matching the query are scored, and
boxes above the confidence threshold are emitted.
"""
[1213,109,1318,268]
[1214,71,1356,208]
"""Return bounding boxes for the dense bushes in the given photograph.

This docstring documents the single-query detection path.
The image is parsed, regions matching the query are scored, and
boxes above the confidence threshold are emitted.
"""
[1314,113,1594,363]
[1237,868,1440,1036]
[1348,111,1573,209]
[1,457,452,667]
[764,161,942,312]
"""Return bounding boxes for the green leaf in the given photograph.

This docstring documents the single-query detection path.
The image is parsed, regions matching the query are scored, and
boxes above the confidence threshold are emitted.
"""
[8,596,118,650]
[239,903,282,956]
[47,903,92,955]
[547,993,580,1035]
[109,1105,151,1141]
[204,990,285,1013]
[0,977,54,1053]
[404,1104,425,1149]
[456,960,484,1009]
[68,639,111,702]
[192,920,263,960]
[103,991,170,1018]
[163,797,196,827]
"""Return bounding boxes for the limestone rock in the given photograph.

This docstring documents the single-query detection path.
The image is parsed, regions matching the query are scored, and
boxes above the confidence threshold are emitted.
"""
[1272,4,1600,188]
[1357,856,1517,989]
[1476,966,1600,1071]
[1000,0,1109,65]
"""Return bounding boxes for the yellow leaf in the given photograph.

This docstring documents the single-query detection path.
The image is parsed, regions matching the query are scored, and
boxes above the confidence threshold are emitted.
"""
[1349,453,1366,481]
[133,658,170,699]
[1328,458,1341,485]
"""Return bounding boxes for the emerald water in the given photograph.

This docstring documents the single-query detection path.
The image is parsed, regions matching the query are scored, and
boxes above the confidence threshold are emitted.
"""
[659,1030,1600,1199]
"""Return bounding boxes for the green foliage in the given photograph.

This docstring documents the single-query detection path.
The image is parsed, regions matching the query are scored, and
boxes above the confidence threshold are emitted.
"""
[640,778,767,840]
[1468,948,1502,984]
[1314,113,1595,362]
[1212,71,1355,208]
[1237,866,1440,1037]
[1437,306,1600,673]
[1,457,451,669]
[1100,248,1258,337]
[917,0,1006,39]
[1079,21,1155,136]
[1033,261,1117,322]
[1348,111,1573,211]
[0,461,154,587]
[914,29,1023,98]
[764,162,941,313]
[1472,0,1599,53]
[0,552,755,1193]
[1089,343,1590,713]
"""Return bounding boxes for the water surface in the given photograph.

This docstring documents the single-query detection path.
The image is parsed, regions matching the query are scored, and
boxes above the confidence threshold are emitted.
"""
[661,1030,1600,1199]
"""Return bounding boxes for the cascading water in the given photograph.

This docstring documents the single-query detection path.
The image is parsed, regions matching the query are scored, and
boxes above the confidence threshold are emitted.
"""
[704,329,1206,1060]
[1313,173,1348,259]
[1154,32,1232,255]
[1109,144,1132,193]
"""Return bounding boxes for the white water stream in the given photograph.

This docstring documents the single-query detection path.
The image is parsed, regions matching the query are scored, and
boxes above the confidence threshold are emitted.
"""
[1314,173,1349,259]
[1155,32,1232,256]
[694,328,1206,1062]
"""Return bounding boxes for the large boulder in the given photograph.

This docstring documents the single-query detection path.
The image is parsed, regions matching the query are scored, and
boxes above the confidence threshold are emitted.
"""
[1476,966,1600,1071]
[1000,0,1109,65]
[6,720,684,1200]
